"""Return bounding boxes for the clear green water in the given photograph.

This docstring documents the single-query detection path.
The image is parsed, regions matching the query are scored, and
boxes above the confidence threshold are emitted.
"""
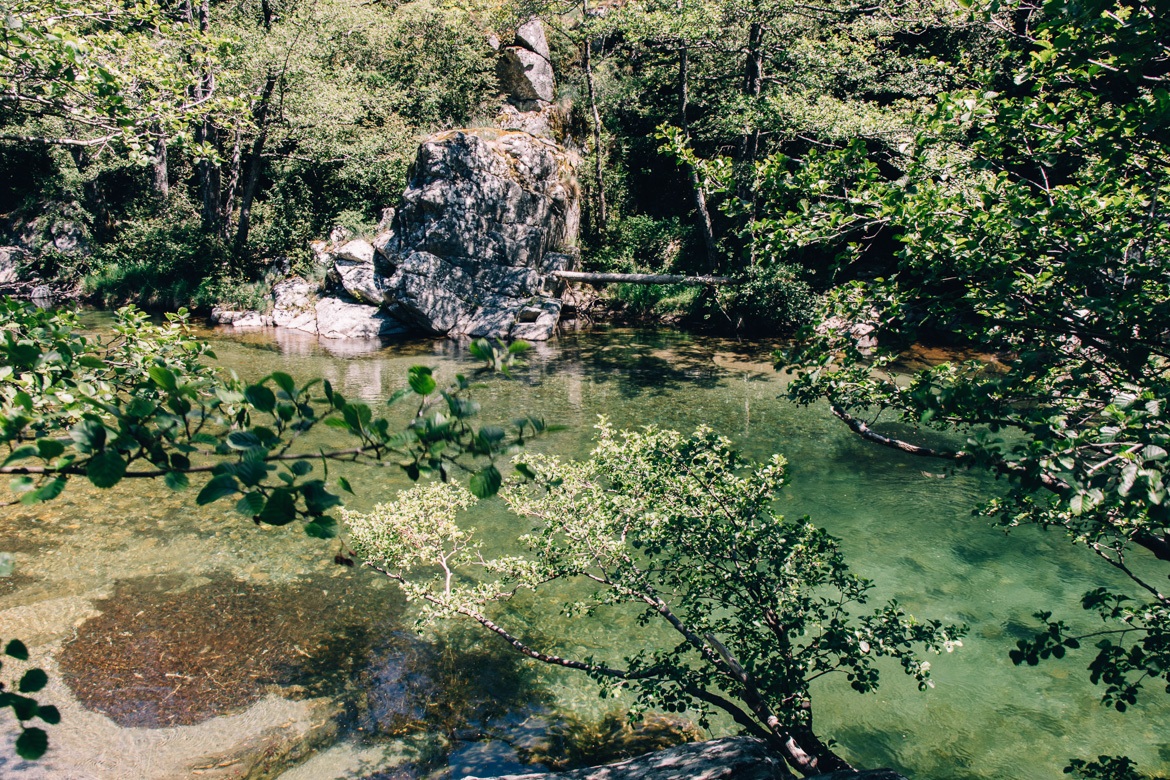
[2,322,1167,779]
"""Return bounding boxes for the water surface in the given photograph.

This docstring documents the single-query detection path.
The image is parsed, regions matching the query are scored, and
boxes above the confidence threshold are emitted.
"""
[1,322,1166,779]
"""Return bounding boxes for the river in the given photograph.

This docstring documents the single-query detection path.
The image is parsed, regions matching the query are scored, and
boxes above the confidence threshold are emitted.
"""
[1,321,1166,779]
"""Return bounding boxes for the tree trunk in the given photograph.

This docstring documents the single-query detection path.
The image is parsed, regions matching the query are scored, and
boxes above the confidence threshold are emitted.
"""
[152,128,168,199]
[219,132,241,239]
[194,0,223,237]
[777,725,855,777]
[736,21,765,265]
[679,45,720,271]
[235,71,278,253]
[582,0,607,234]
[553,271,733,285]
[739,22,764,176]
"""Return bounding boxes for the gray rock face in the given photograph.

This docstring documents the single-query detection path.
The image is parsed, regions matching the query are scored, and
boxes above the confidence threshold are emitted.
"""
[377,128,579,340]
[272,276,319,330]
[497,18,555,105]
[0,246,26,285]
[290,19,577,343]
[498,47,556,103]
[461,737,909,780]
[329,238,385,305]
[514,18,550,59]
[213,277,409,341]
[314,297,408,340]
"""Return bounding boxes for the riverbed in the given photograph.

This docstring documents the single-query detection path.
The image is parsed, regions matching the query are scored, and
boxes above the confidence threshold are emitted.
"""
[1,322,1166,779]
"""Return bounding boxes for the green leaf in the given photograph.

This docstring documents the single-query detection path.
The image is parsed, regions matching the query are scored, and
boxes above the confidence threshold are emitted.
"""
[386,387,412,406]
[302,481,341,514]
[245,385,276,413]
[258,488,297,525]
[125,397,157,418]
[69,418,106,453]
[21,478,65,505]
[290,460,313,476]
[515,463,537,481]
[148,365,178,393]
[196,474,238,505]
[468,339,490,361]
[9,694,37,720]
[479,425,506,444]
[408,366,436,396]
[337,476,354,494]
[226,431,261,450]
[2,445,38,467]
[508,340,530,354]
[35,439,64,460]
[16,727,48,760]
[86,450,126,489]
[271,372,295,396]
[78,355,106,369]
[236,492,266,516]
[4,639,29,659]
[469,465,502,498]
[164,471,189,491]
[304,516,339,539]
[18,668,47,693]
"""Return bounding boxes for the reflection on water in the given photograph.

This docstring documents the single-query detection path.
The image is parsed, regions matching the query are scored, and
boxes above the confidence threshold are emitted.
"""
[1,321,1167,778]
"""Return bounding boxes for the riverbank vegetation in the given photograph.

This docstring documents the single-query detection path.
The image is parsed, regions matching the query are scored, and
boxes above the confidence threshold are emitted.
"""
[2,0,1168,776]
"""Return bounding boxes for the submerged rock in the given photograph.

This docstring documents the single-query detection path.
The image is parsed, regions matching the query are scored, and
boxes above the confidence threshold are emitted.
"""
[57,572,404,728]
[462,737,909,780]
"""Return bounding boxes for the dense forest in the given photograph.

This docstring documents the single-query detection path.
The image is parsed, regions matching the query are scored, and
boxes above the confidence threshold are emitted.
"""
[1,0,1169,778]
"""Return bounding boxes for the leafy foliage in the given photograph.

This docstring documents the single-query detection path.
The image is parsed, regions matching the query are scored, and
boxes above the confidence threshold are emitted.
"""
[0,0,232,156]
[345,421,964,776]
[0,300,544,530]
[764,0,1170,770]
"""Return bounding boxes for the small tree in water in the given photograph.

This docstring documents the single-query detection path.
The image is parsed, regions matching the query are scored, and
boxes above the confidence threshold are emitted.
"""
[345,421,965,776]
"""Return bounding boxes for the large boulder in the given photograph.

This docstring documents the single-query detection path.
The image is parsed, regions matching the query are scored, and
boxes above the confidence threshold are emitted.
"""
[315,297,408,340]
[497,18,556,105]
[378,128,579,340]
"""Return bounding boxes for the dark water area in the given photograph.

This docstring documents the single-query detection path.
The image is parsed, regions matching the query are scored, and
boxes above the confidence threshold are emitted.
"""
[1,320,1166,779]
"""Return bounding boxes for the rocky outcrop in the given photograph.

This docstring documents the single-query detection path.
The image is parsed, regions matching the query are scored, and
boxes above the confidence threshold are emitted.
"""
[462,738,909,780]
[215,18,579,344]
[374,128,579,340]
[496,18,556,106]
[212,276,409,341]
[328,238,386,305]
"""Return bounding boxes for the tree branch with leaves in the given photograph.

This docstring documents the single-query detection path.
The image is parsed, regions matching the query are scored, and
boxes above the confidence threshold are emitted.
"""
[345,421,965,777]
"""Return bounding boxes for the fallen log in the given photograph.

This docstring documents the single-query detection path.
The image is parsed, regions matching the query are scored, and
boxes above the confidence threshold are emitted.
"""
[552,270,735,285]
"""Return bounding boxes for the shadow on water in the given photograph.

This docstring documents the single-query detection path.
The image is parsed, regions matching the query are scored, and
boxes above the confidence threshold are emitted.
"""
[534,330,770,399]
